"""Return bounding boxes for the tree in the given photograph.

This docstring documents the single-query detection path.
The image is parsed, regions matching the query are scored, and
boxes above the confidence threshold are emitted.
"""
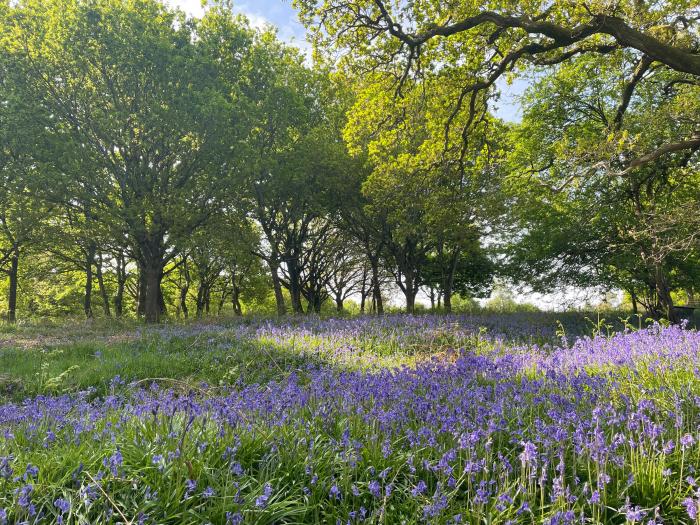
[326,234,365,312]
[0,37,52,322]
[505,50,699,321]
[297,0,700,168]
[237,43,353,315]
[341,68,505,313]
[3,0,254,322]
[423,240,495,311]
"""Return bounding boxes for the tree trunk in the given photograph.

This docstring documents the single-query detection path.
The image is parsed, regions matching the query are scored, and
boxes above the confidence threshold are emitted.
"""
[137,268,147,317]
[158,285,167,316]
[443,289,452,313]
[180,284,189,319]
[95,255,111,317]
[402,267,418,314]
[7,250,18,323]
[231,283,243,316]
[370,256,383,315]
[443,249,459,314]
[114,253,127,318]
[268,259,286,316]
[287,259,304,314]
[359,268,368,314]
[405,287,416,314]
[630,289,638,315]
[654,263,678,323]
[84,250,94,319]
[144,264,164,323]
[196,283,206,318]
[335,294,344,313]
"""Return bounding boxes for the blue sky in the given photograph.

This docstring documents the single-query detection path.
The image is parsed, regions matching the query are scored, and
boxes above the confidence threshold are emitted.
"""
[167,0,524,121]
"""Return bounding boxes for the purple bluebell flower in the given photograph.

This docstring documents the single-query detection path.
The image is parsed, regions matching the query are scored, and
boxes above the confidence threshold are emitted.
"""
[226,512,243,525]
[684,498,699,520]
[256,483,273,508]
[412,480,427,496]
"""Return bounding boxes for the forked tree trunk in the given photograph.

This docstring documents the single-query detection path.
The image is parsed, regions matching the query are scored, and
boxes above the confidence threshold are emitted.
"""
[268,259,286,316]
[231,283,243,316]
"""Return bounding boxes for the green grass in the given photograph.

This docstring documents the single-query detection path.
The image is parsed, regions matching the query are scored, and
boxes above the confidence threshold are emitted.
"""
[2,316,700,524]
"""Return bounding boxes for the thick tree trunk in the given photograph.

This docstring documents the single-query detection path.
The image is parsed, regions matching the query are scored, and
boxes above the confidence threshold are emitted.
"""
[401,267,418,314]
[443,289,452,313]
[144,264,164,323]
[7,251,18,323]
[404,287,416,314]
[654,263,678,323]
[312,294,322,313]
[335,294,344,312]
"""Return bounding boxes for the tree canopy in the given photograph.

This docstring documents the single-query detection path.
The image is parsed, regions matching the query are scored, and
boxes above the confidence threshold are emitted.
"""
[0,0,696,322]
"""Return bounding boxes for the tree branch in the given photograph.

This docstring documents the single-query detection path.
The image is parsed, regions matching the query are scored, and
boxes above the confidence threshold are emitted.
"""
[619,132,700,175]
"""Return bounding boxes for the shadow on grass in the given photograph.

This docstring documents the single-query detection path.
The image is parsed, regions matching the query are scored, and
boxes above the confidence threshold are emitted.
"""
[0,328,365,403]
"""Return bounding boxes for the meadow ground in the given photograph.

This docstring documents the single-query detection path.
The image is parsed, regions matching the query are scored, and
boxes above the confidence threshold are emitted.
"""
[1,312,700,524]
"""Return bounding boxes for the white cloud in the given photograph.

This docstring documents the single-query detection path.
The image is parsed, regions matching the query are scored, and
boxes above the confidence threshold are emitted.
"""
[163,0,313,62]
[241,11,272,31]
[165,0,206,18]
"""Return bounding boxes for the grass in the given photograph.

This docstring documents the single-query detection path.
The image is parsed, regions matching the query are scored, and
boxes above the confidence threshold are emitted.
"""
[1,313,700,524]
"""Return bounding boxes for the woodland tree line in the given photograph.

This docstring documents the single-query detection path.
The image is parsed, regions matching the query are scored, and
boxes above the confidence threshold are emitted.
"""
[0,0,698,323]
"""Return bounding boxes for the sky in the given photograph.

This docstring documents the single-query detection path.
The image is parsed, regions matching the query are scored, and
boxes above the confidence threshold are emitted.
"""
[167,0,525,121]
